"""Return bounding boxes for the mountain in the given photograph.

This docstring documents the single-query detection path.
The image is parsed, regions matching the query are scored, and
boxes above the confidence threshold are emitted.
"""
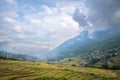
[49,28,120,60]
[47,28,120,70]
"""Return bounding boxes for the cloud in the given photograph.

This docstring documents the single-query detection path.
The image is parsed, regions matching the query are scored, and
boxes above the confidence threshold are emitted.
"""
[72,0,120,31]
[1,17,18,24]
[0,17,23,36]
[73,8,87,27]
[22,6,80,50]
[5,0,16,4]
[0,0,18,17]
[87,0,120,29]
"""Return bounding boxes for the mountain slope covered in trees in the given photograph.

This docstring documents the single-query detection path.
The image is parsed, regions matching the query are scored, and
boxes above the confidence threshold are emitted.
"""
[48,29,120,70]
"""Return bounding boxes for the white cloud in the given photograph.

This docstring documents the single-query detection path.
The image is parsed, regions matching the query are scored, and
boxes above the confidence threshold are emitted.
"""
[13,25,23,33]
[21,5,80,49]
[2,17,18,24]
[5,0,16,4]
[41,5,53,15]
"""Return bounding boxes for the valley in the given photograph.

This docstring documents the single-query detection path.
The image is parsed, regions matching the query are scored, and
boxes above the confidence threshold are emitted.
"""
[1,0,120,80]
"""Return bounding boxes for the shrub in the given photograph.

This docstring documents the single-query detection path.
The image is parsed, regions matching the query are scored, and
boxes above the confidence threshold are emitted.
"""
[110,65,120,70]
[72,64,77,67]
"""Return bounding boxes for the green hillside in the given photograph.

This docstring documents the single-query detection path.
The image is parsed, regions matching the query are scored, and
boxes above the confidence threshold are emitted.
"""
[79,35,120,69]
[86,35,120,53]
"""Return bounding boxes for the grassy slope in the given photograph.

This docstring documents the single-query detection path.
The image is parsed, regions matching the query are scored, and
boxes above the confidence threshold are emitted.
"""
[0,59,120,80]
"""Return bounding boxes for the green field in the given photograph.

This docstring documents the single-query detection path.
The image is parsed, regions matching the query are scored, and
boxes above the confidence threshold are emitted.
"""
[0,59,120,80]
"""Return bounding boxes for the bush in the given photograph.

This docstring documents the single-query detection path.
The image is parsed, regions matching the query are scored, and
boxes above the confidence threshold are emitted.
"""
[110,65,120,70]
[72,64,77,67]
[0,56,19,61]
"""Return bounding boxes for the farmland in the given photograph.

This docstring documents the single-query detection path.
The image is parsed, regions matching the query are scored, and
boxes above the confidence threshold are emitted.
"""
[0,59,120,80]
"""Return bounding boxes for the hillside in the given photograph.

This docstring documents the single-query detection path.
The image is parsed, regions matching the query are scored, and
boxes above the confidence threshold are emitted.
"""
[0,59,120,80]
[47,29,120,70]
[49,29,120,60]
[82,35,120,54]
[81,35,120,69]
[57,35,120,70]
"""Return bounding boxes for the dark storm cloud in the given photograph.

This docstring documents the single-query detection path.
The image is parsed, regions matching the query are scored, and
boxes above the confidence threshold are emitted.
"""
[86,0,120,28]
[73,0,120,30]
[73,8,87,27]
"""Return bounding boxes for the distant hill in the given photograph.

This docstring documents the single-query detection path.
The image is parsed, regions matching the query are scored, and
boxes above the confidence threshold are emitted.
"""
[0,51,40,61]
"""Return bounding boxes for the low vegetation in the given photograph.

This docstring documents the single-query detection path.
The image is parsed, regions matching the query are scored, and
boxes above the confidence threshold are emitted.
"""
[0,59,120,80]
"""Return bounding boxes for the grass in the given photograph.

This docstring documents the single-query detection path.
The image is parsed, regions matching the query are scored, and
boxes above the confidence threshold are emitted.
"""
[0,59,120,80]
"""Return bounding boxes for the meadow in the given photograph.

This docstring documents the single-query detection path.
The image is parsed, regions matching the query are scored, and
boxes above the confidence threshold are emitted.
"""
[0,59,120,80]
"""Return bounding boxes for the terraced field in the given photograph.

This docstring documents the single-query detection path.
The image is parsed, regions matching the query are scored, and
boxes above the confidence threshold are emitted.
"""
[0,60,120,80]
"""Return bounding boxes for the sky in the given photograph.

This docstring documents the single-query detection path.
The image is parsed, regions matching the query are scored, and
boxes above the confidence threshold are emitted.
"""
[0,0,120,56]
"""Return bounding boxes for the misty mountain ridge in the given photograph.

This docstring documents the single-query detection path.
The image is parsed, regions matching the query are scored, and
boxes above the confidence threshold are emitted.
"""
[0,51,41,61]
[48,28,120,60]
